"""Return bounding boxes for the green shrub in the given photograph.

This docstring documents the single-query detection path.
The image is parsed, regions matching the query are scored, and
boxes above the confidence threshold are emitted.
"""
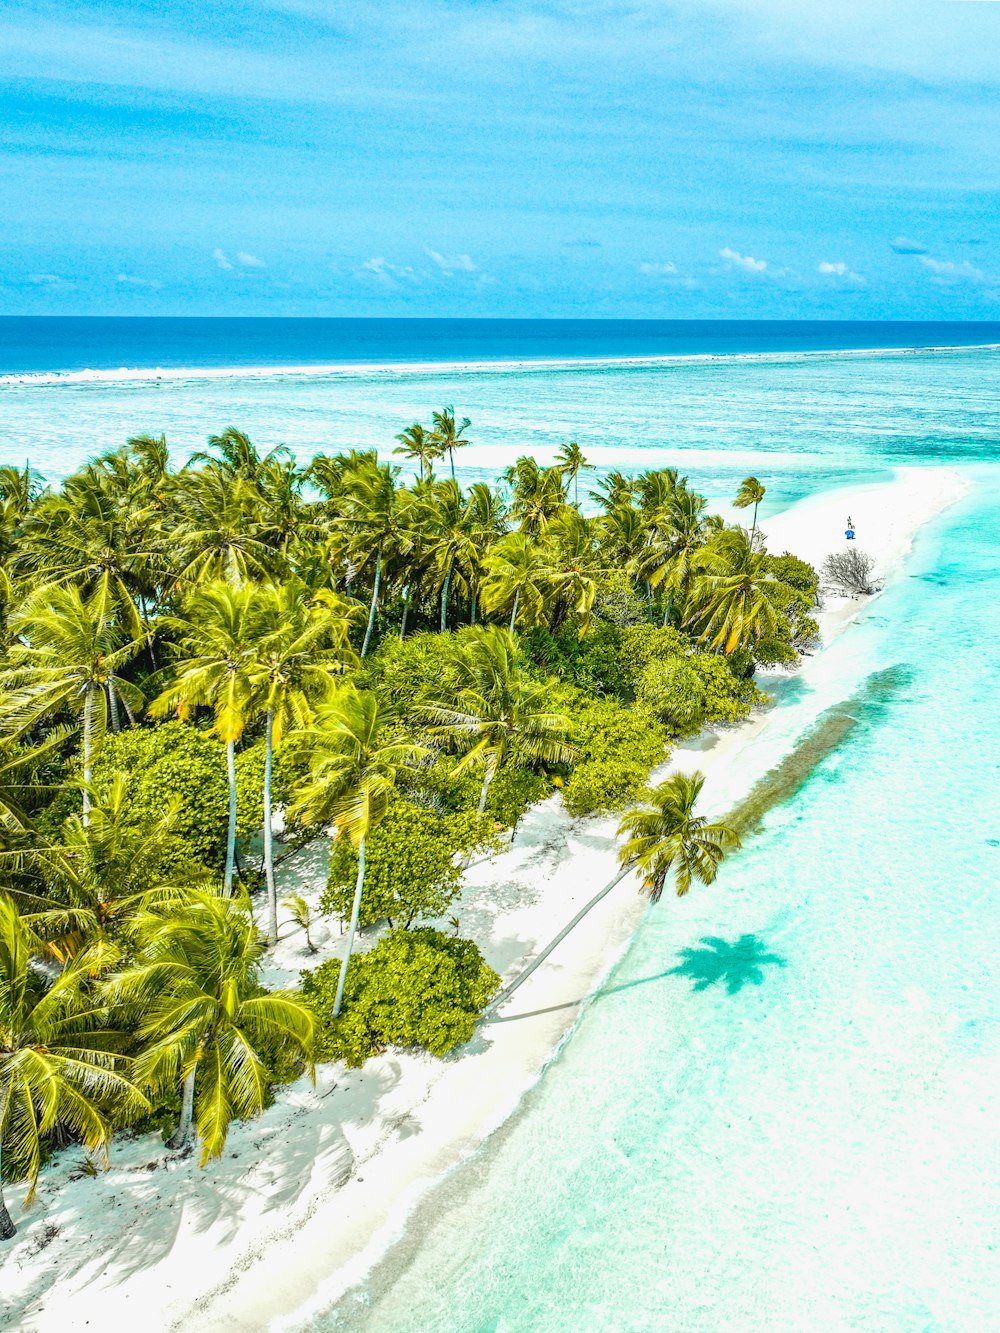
[562,695,669,816]
[636,657,706,734]
[321,798,500,928]
[301,927,501,1065]
[688,653,768,722]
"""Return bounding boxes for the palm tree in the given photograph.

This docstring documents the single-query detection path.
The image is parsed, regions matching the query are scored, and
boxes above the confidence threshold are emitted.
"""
[107,889,314,1159]
[188,426,290,484]
[248,580,358,944]
[688,528,785,655]
[590,469,636,511]
[150,582,257,895]
[336,457,401,658]
[289,689,424,1016]
[425,479,478,633]
[504,456,568,535]
[424,626,576,815]
[546,508,601,636]
[0,897,148,1239]
[430,406,473,483]
[633,488,708,627]
[485,770,739,1016]
[617,771,741,899]
[733,476,766,541]
[555,441,594,508]
[0,586,144,823]
[480,532,552,632]
[393,423,442,481]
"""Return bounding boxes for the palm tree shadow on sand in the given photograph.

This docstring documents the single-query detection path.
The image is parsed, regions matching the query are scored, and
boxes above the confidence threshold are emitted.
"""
[668,933,785,995]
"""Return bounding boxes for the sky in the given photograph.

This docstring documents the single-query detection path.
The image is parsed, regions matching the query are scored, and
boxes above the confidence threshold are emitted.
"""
[2,0,999,318]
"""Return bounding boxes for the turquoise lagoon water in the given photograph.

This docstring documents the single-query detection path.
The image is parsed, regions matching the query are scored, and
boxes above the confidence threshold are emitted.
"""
[1,325,997,1329]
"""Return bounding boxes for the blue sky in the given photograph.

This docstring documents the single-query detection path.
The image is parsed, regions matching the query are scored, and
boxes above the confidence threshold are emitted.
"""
[2,0,999,317]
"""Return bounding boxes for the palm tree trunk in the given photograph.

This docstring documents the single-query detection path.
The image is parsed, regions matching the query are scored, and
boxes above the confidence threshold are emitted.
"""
[751,500,759,543]
[509,587,521,633]
[646,580,654,623]
[107,675,121,733]
[477,765,497,816]
[168,1067,196,1150]
[399,585,409,641]
[82,685,94,825]
[263,708,277,945]
[470,591,478,625]
[223,739,237,897]
[440,558,453,632]
[361,547,382,658]
[483,866,632,1017]
[0,1184,15,1241]
[449,449,456,483]
[333,835,366,1017]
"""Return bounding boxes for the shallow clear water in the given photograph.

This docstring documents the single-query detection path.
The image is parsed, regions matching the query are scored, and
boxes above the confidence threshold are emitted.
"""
[326,476,1000,1331]
[2,326,997,1329]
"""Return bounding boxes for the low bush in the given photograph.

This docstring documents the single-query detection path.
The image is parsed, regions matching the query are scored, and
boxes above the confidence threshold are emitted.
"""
[562,695,669,816]
[301,927,501,1065]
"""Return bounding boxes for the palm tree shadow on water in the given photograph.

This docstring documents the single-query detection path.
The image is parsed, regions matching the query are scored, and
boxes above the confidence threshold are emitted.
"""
[665,933,785,995]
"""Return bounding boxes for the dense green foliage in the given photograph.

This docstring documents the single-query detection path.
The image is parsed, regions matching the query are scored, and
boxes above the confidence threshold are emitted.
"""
[301,927,501,1066]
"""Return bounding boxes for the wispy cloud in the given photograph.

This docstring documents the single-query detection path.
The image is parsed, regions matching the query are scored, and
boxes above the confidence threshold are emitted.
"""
[817,260,864,284]
[639,260,678,276]
[361,256,415,283]
[919,255,987,284]
[116,273,162,289]
[891,236,927,255]
[213,248,233,270]
[426,249,477,275]
[26,273,71,287]
[720,246,767,273]
[237,252,266,268]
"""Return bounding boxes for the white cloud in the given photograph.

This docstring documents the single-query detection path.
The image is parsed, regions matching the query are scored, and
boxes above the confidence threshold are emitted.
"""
[639,261,678,276]
[116,273,162,289]
[426,249,477,275]
[919,256,987,283]
[891,236,927,255]
[238,251,266,268]
[361,256,415,283]
[720,246,767,273]
[213,248,233,270]
[26,273,69,286]
[818,260,865,284]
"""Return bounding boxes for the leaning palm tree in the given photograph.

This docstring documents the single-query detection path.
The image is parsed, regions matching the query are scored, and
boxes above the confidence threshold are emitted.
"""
[248,580,359,944]
[485,771,739,1016]
[430,406,473,483]
[393,423,442,481]
[733,476,766,542]
[555,441,594,508]
[480,531,553,632]
[0,897,148,1239]
[289,689,424,1016]
[150,582,257,895]
[425,626,576,815]
[0,586,144,823]
[616,771,741,899]
[107,889,314,1161]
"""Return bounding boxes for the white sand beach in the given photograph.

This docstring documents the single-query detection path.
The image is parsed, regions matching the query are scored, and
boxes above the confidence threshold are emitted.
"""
[1,466,968,1333]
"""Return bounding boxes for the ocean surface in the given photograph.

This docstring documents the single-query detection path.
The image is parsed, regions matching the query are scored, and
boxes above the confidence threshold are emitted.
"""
[2,321,998,1329]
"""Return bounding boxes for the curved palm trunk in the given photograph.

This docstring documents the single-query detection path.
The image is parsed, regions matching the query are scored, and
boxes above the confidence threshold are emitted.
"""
[168,1067,196,1150]
[448,449,456,483]
[107,675,121,733]
[82,685,94,825]
[263,708,277,944]
[223,739,237,897]
[0,1149,15,1239]
[440,558,453,632]
[483,866,631,1017]
[399,585,410,641]
[750,500,759,543]
[509,586,521,633]
[361,547,383,659]
[333,836,366,1017]
[477,763,497,816]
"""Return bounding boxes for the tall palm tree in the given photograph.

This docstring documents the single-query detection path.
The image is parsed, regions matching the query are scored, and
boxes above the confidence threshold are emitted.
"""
[555,441,594,508]
[503,456,568,535]
[0,587,144,822]
[107,889,314,1160]
[430,406,472,483]
[424,626,576,815]
[546,508,601,636]
[633,488,708,627]
[733,476,766,542]
[485,770,739,1016]
[689,527,785,655]
[248,580,358,943]
[167,468,281,588]
[393,423,442,481]
[289,689,424,1016]
[590,469,636,511]
[336,457,401,658]
[425,479,478,632]
[150,582,257,895]
[480,532,552,632]
[617,771,741,899]
[188,427,291,484]
[0,898,148,1239]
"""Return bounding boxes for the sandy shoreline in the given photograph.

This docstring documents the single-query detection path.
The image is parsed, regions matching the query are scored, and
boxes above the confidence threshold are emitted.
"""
[2,466,968,1333]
